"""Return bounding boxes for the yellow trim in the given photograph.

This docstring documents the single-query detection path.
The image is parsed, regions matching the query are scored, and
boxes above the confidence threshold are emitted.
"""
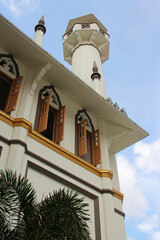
[14,118,32,131]
[112,188,124,203]
[0,111,113,179]
[0,111,14,126]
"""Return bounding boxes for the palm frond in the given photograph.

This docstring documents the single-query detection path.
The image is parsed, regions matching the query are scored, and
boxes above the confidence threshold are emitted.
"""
[0,170,91,240]
[0,169,37,239]
[38,188,91,240]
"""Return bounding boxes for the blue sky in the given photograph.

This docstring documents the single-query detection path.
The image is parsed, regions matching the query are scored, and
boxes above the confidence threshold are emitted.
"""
[1,0,160,239]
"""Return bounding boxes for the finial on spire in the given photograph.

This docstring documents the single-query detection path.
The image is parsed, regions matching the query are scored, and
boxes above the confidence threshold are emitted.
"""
[91,61,101,81]
[92,61,98,73]
[39,16,45,26]
[35,15,46,34]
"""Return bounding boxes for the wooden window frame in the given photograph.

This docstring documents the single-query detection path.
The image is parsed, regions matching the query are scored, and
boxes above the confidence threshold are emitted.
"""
[38,95,50,133]
[0,70,23,114]
[4,76,23,113]
[54,105,65,143]
[91,129,101,166]
[76,109,101,166]
[37,93,65,144]
[78,120,87,157]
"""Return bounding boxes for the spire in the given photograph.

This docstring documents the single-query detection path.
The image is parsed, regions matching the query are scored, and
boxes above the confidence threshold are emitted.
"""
[91,61,101,81]
[92,61,98,73]
[35,15,46,35]
[39,16,45,25]
[34,16,46,47]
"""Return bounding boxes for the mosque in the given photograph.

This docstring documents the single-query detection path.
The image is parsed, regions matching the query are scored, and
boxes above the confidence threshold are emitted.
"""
[0,13,148,239]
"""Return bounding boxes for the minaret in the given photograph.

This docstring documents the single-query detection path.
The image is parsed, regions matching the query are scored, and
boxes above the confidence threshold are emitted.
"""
[63,14,110,98]
[34,16,46,47]
[91,61,101,94]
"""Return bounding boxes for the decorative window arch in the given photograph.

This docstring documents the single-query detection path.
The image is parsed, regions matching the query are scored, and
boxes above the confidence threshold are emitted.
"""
[75,109,101,166]
[0,54,22,113]
[35,85,65,144]
[0,54,20,78]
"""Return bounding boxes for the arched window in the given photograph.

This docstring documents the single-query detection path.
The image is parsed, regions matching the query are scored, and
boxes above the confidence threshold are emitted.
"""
[0,54,22,113]
[35,85,65,144]
[75,109,101,166]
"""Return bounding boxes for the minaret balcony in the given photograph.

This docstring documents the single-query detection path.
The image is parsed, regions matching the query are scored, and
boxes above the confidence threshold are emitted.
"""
[63,22,110,64]
[63,22,110,41]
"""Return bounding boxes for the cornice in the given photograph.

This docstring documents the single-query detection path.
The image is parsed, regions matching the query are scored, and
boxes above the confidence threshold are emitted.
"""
[0,110,113,179]
[112,188,124,203]
[0,111,125,203]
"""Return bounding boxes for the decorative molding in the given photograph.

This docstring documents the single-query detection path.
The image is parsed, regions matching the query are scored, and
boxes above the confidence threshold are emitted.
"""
[63,21,109,38]
[73,43,101,57]
[90,31,97,44]
[101,188,114,195]
[91,72,101,81]
[75,31,82,44]
[0,111,125,201]
[99,27,105,36]
[108,131,127,149]
[112,188,124,203]
[0,134,115,197]
[114,208,125,218]
[29,63,51,95]
[106,97,128,116]
[100,171,113,179]
[63,42,74,52]
[75,108,94,131]
[0,54,20,77]
[29,130,113,179]
[35,24,46,34]
[81,23,90,29]
[98,42,108,51]
[67,28,73,37]
[40,85,62,108]
[0,110,113,179]
[113,102,120,110]
[64,43,103,64]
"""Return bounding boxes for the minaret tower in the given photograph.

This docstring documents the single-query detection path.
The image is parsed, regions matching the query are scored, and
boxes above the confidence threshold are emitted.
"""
[63,14,110,98]
[91,61,101,94]
[34,16,46,47]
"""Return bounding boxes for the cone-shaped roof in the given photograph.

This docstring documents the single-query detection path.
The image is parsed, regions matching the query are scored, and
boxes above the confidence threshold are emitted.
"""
[39,15,45,25]
[92,61,98,73]
[65,13,107,33]
[35,15,46,34]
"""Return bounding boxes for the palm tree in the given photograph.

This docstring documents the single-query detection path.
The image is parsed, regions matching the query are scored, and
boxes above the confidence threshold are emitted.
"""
[0,170,37,240]
[0,169,91,240]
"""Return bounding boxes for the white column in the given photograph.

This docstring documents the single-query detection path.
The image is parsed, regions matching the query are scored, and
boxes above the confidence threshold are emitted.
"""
[34,30,44,46]
[72,45,107,98]
[34,16,46,47]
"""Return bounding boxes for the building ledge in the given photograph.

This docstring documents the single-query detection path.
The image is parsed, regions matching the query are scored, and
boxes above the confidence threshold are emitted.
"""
[0,110,113,179]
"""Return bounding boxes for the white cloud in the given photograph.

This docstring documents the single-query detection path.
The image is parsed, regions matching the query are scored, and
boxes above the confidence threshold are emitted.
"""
[0,0,41,18]
[152,231,160,240]
[128,237,136,240]
[117,155,148,218]
[134,139,160,173]
[137,214,160,240]
[117,139,160,239]
[137,214,159,234]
